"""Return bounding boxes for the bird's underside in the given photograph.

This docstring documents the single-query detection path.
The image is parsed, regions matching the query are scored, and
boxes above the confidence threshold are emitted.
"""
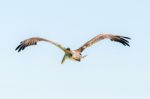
[15,33,131,64]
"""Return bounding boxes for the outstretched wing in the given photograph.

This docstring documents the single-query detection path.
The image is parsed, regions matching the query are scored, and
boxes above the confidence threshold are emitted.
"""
[15,37,66,52]
[76,34,131,52]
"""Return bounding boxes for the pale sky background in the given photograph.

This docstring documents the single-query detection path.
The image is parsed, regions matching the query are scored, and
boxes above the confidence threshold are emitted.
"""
[0,0,150,99]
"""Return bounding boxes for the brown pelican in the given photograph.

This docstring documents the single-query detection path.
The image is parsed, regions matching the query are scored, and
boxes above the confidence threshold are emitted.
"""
[15,33,131,64]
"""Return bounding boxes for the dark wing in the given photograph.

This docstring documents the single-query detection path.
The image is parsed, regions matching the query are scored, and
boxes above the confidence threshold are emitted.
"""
[76,34,131,52]
[15,37,66,52]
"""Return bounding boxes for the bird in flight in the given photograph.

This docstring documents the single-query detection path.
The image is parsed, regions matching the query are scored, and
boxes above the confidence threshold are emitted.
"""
[16,33,131,64]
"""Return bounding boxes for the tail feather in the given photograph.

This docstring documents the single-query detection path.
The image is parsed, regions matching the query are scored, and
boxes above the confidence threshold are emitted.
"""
[82,55,87,59]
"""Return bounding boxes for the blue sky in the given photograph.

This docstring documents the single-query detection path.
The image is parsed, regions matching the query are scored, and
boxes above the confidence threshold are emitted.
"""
[0,0,150,99]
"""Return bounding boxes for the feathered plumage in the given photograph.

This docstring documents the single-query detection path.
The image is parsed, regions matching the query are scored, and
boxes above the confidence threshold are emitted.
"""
[16,33,131,63]
[15,37,66,52]
[76,34,130,52]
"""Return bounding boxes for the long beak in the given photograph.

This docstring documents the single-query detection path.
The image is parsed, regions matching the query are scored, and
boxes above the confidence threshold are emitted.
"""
[61,55,66,64]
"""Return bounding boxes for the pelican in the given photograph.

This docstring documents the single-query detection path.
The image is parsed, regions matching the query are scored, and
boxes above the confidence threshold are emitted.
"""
[15,33,131,64]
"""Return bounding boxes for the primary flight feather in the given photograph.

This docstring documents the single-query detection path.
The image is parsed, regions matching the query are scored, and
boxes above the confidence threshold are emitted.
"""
[16,33,131,64]
[15,37,66,52]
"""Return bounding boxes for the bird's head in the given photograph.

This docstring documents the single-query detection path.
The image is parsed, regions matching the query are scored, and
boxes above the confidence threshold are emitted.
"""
[66,48,71,51]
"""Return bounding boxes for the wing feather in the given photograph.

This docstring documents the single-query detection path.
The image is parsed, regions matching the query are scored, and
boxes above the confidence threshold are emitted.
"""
[15,37,66,52]
[76,34,131,52]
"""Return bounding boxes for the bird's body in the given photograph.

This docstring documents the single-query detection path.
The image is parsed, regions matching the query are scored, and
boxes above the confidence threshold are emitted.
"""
[15,33,131,64]
[62,49,82,63]
[69,50,81,60]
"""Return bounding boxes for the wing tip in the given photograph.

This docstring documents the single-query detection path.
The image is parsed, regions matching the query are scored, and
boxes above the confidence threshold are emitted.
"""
[15,44,25,52]
[119,36,131,47]
[122,36,131,40]
[113,36,131,47]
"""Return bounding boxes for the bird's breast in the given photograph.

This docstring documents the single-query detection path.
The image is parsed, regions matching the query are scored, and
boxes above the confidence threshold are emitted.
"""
[71,51,81,60]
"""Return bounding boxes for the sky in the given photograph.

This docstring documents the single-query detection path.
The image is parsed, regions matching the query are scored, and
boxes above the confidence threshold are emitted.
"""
[0,0,150,99]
